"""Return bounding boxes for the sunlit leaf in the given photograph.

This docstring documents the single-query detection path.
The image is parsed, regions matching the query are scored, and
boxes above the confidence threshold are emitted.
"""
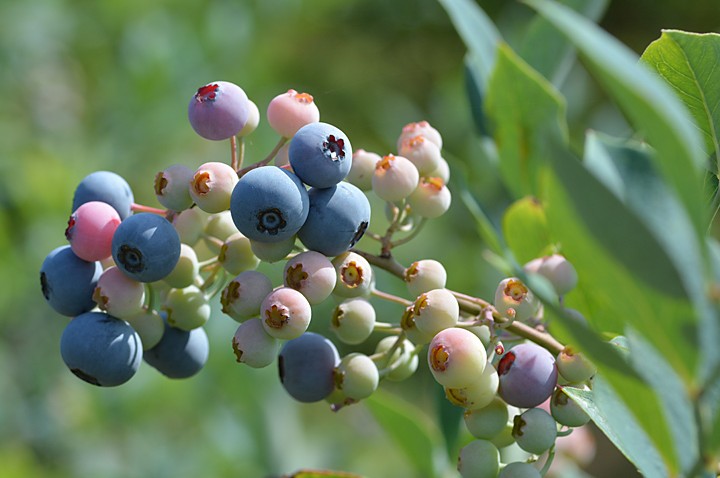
[502,196,553,264]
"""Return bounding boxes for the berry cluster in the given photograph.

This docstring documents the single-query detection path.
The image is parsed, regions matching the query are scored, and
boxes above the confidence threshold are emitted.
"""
[39,79,595,477]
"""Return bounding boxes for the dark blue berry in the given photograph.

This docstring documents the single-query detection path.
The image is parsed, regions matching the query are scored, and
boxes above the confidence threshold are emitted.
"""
[40,245,102,316]
[497,343,558,408]
[72,171,134,220]
[278,332,339,402]
[111,213,181,282]
[230,166,309,243]
[298,182,371,256]
[289,122,353,188]
[60,311,142,386]
[143,317,209,379]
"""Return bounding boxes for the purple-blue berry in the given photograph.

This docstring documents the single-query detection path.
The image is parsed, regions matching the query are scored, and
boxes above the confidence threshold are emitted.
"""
[40,245,102,317]
[278,332,340,403]
[144,317,209,379]
[289,122,352,188]
[72,171,134,220]
[188,81,249,141]
[497,343,558,408]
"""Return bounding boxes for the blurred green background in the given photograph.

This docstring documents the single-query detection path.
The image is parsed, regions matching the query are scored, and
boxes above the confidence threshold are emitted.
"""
[2,0,718,476]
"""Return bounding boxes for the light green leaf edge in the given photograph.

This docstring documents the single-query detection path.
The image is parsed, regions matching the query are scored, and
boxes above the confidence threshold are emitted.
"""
[485,43,568,199]
[642,30,720,164]
[563,385,668,477]
[524,0,708,241]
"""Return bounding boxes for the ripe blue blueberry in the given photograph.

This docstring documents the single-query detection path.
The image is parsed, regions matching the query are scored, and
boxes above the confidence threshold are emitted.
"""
[278,332,340,403]
[111,213,181,282]
[144,316,209,379]
[289,122,352,188]
[72,171,134,220]
[60,311,142,386]
[298,182,371,257]
[40,245,102,316]
[230,166,309,243]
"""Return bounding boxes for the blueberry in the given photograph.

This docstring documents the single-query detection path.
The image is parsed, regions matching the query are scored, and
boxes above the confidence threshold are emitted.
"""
[187,81,249,141]
[72,171,134,220]
[278,332,339,403]
[298,182,371,257]
[60,311,142,387]
[497,343,558,408]
[144,317,209,379]
[289,122,353,188]
[40,245,102,317]
[230,166,309,243]
[111,213,181,282]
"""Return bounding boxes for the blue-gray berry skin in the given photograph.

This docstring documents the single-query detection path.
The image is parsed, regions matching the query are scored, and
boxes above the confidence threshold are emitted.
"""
[298,182,370,256]
[278,332,339,403]
[111,213,181,282]
[144,317,209,379]
[60,311,142,387]
[230,166,309,243]
[40,245,102,316]
[289,122,353,188]
[497,343,558,408]
[72,171,134,220]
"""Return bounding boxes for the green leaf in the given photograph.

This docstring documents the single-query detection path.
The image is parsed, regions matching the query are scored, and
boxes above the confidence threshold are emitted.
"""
[485,44,568,199]
[583,131,720,383]
[543,148,687,473]
[285,471,365,478]
[365,389,447,478]
[439,0,501,137]
[563,383,668,478]
[519,0,609,86]
[502,196,552,264]
[642,30,720,162]
[524,0,708,240]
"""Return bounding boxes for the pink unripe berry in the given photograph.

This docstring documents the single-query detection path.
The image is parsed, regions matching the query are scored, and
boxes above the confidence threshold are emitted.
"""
[332,252,374,298]
[428,157,450,183]
[65,201,121,262]
[221,270,273,322]
[188,81,249,141]
[396,120,443,151]
[267,89,320,138]
[428,327,487,388]
[408,177,452,218]
[155,164,194,212]
[189,162,239,214]
[232,318,280,368]
[283,251,336,305]
[261,287,312,340]
[494,278,540,321]
[404,259,448,297]
[413,288,459,337]
[524,254,578,296]
[372,154,419,202]
[346,149,381,191]
[93,266,145,319]
[399,135,442,175]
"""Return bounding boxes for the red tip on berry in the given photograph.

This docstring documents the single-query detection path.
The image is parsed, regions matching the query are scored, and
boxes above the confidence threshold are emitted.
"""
[195,84,219,102]
[497,351,516,376]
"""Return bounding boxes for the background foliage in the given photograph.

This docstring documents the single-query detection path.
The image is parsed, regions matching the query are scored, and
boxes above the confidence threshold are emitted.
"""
[2,0,719,476]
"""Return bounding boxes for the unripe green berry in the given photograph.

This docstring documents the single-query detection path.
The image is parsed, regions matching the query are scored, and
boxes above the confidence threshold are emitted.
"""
[413,288,459,337]
[445,362,498,410]
[189,162,238,213]
[332,252,373,298]
[164,285,211,331]
[125,308,165,350]
[334,353,379,400]
[457,440,500,478]
[493,278,540,321]
[232,318,279,368]
[155,164,194,212]
[404,259,447,297]
[400,305,434,345]
[498,462,541,478]
[204,211,240,253]
[550,387,591,427]
[464,398,510,440]
[331,298,376,345]
[556,347,596,383]
[373,335,419,382]
[172,207,207,247]
[163,243,199,289]
[511,408,557,455]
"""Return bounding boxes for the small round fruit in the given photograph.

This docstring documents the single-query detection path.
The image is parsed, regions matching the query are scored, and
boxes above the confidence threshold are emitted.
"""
[494,278,540,322]
[163,285,211,331]
[498,343,558,408]
[334,353,379,400]
[347,149,380,191]
[60,311,142,387]
[93,266,145,319]
[396,121,443,151]
[464,398,510,440]
[428,327,487,388]
[331,298,376,345]
[289,122,352,188]
[232,318,279,368]
[457,440,500,478]
[332,252,374,298]
[556,346,596,384]
[40,245,102,317]
[189,162,239,214]
[445,362,498,410]
[218,232,259,275]
[283,251,336,305]
[398,134,442,175]
[266,89,320,138]
[72,171,134,220]
[404,259,447,297]
[373,336,419,382]
[155,164,194,212]
[261,287,312,340]
[407,177,451,218]
[278,332,340,403]
[66,201,121,262]
[550,387,591,427]
[512,407,557,454]
[413,288,459,337]
[144,318,209,379]
[188,81,249,141]
[372,154,419,202]
[498,462,541,478]
[221,270,274,322]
